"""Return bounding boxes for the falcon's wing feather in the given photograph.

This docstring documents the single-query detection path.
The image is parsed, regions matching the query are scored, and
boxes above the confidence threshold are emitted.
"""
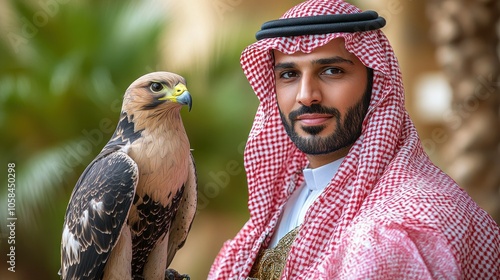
[166,153,197,267]
[60,151,138,280]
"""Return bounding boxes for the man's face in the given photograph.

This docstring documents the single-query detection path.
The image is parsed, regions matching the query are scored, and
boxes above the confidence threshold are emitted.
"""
[273,38,370,156]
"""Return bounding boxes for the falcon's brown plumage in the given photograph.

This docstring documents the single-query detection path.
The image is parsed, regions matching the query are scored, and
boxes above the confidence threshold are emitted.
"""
[60,72,197,280]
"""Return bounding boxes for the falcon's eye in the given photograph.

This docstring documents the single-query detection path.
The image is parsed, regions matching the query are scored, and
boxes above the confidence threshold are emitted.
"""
[150,82,164,93]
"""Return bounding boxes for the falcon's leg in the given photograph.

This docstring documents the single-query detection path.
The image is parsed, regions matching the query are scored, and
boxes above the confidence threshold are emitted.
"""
[103,226,133,280]
[143,232,170,278]
[165,268,190,280]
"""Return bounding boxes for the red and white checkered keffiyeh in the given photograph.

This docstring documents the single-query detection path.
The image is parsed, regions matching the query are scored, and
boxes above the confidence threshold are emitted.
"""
[209,0,500,279]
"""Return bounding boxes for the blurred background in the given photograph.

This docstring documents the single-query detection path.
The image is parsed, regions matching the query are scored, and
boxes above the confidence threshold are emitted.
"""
[0,0,498,279]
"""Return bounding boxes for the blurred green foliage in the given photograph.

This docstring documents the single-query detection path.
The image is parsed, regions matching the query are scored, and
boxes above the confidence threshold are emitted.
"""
[0,0,259,278]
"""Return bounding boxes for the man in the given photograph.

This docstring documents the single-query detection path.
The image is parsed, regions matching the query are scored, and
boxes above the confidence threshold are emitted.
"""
[209,0,500,279]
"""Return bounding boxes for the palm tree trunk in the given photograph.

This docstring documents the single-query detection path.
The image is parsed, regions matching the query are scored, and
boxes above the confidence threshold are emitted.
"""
[427,0,500,223]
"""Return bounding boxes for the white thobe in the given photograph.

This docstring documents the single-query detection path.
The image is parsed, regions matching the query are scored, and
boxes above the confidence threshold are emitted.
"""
[269,157,344,248]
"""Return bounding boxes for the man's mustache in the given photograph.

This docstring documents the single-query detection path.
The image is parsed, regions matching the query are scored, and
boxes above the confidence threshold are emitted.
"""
[288,104,341,122]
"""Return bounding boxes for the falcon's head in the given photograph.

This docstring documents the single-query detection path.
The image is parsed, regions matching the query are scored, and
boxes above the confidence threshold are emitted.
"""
[122,71,192,114]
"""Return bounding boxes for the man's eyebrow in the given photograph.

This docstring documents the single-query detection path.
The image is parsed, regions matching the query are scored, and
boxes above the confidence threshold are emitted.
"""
[273,62,296,71]
[273,56,355,71]
[314,56,354,65]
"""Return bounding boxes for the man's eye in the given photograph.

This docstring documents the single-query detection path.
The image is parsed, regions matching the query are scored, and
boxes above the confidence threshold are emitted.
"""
[323,68,343,75]
[280,71,298,79]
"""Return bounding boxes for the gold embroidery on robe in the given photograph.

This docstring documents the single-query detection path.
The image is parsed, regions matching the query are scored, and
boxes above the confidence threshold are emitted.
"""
[248,227,299,280]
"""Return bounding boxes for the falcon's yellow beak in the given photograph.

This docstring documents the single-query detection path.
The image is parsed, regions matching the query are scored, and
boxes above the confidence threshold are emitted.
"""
[159,83,192,111]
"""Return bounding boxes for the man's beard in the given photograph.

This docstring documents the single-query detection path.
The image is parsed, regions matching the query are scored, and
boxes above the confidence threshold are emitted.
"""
[279,69,372,155]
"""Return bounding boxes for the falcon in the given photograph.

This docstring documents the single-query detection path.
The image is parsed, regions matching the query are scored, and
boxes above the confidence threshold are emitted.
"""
[60,72,197,280]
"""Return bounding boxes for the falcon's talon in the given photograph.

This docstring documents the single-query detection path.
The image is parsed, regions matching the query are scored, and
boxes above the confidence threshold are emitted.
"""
[165,268,190,280]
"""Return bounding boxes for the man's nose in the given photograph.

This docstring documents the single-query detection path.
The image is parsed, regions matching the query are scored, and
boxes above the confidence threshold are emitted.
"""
[296,75,321,106]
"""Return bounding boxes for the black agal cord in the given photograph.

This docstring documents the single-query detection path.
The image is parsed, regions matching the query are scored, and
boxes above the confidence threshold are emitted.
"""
[256,11,386,40]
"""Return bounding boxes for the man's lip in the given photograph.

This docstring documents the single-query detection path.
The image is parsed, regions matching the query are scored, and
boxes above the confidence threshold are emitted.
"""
[295,114,332,125]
